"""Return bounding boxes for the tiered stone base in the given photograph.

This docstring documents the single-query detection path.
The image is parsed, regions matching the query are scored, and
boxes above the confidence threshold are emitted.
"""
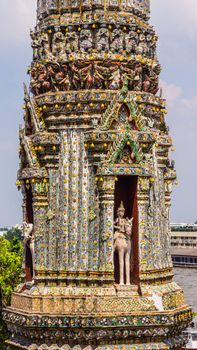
[3,282,192,350]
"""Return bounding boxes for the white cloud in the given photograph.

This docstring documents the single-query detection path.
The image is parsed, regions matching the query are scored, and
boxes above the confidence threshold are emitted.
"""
[161,80,197,115]
[160,80,182,105]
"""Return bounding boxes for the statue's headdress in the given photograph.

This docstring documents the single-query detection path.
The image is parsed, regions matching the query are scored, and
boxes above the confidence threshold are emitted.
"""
[117,201,125,213]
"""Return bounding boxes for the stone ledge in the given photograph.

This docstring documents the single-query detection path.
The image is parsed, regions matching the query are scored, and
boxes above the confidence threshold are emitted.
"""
[9,283,187,315]
[3,305,192,329]
[6,341,169,350]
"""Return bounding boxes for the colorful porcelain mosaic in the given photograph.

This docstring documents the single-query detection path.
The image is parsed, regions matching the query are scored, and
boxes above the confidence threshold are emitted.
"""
[4,0,192,350]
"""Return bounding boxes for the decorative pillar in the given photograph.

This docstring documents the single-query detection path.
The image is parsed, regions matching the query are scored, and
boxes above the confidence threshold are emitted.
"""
[98,176,115,275]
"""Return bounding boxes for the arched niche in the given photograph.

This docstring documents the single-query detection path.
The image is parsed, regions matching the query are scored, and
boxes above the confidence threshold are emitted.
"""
[114,175,139,285]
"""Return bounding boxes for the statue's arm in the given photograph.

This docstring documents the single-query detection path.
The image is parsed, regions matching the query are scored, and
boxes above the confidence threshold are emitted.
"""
[28,223,34,235]
[23,223,34,242]
[23,235,31,244]
[114,218,120,230]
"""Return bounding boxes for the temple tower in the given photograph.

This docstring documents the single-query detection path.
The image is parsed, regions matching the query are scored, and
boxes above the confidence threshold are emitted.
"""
[4,0,192,349]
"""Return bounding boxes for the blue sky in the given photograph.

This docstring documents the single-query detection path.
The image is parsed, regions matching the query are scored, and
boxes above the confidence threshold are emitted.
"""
[0,0,196,226]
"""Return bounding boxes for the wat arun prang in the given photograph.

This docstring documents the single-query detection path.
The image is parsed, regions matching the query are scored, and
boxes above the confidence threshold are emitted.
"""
[4,0,192,349]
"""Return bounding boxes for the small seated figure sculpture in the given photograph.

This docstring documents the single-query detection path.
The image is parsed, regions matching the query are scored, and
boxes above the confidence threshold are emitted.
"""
[114,202,133,285]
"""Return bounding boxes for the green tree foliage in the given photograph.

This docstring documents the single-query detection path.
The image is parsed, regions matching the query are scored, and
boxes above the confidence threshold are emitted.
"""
[0,237,22,304]
[0,232,23,349]
[4,227,22,246]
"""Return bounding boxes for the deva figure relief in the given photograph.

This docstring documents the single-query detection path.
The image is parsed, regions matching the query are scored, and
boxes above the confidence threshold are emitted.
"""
[96,26,109,52]
[125,31,138,55]
[40,31,50,57]
[80,29,93,52]
[65,29,79,53]
[30,26,157,64]
[30,30,41,61]
[110,28,123,53]
[53,31,65,56]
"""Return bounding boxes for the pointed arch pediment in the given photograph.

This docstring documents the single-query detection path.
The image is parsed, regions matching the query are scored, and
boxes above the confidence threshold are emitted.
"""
[106,130,142,165]
[110,103,138,131]
[100,97,145,132]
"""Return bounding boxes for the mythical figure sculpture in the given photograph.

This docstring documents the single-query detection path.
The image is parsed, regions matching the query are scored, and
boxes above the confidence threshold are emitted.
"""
[55,62,71,91]
[96,26,109,52]
[132,62,143,91]
[108,66,122,89]
[30,64,49,95]
[121,61,136,90]
[95,61,122,89]
[136,41,148,56]
[71,0,80,9]
[46,62,62,92]
[93,61,116,88]
[149,36,157,59]
[22,222,35,280]
[80,63,94,89]
[29,54,159,94]
[65,29,78,53]
[125,31,138,55]
[37,0,46,20]
[148,65,159,94]
[46,0,58,12]
[53,31,65,57]
[136,33,146,55]
[30,30,41,60]
[80,29,93,52]
[110,28,123,53]
[69,62,81,89]
[119,147,136,164]
[114,202,133,285]
[40,31,50,57]
[45,50,57,63]
[93,63,105,88]
[142,73,151,92]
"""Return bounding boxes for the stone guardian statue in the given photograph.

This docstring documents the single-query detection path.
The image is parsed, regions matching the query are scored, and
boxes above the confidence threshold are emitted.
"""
[114,202,133,285]
[22,222,35,281]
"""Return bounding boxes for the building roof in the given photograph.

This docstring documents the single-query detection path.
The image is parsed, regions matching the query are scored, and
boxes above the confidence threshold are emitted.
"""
[171,232,197,237]
[171,248,197,257]
[171,223,197,232]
